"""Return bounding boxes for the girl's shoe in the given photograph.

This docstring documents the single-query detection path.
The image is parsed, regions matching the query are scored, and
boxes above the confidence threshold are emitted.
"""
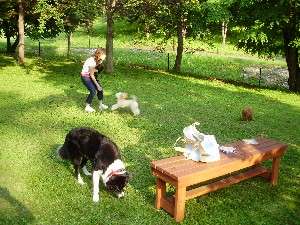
[85,105,95,113]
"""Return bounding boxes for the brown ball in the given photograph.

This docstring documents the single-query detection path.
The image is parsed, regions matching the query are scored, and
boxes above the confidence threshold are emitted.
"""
[242,107,253,121]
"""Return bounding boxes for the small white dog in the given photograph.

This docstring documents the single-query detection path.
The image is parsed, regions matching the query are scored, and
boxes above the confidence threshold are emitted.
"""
[111,92,140,116]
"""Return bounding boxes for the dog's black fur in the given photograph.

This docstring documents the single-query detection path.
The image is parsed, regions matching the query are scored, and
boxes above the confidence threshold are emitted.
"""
[58,127,129,195]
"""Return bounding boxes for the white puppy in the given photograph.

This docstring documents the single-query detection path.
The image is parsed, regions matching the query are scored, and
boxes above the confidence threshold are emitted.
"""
[111,92,140,116]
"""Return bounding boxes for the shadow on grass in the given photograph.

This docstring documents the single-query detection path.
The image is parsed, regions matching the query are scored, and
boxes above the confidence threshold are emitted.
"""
[0,54,16,69]
[0,187,34,225]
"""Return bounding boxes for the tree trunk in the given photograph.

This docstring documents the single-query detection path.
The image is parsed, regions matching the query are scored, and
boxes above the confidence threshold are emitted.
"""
[222,21,228,46]
[11,36,19,53]
[6,36,12,53]
[283,32,300,92]
[67,32,72,58]
[105,0,114,74]
[4,20,19,54]
[173,20,184,72]
[283,5,300,92]
[17,0,25,64]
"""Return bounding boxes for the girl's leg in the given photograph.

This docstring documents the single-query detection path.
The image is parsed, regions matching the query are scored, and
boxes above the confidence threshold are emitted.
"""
[81,77,97,112]
[96,90,103,101]
[96,83,108,110]
[98,92,108,110]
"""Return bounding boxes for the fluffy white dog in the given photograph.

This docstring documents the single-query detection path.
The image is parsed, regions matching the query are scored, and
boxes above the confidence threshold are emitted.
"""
[111,92,140,116]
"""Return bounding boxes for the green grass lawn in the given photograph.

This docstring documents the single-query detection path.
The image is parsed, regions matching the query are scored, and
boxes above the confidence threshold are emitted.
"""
[0,18,299,225]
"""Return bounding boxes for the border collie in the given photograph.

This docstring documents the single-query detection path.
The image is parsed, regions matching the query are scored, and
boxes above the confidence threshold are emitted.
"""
[57,127,129,202]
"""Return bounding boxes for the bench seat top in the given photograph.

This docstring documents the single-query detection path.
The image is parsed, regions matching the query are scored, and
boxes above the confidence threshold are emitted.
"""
[151,138,287,185]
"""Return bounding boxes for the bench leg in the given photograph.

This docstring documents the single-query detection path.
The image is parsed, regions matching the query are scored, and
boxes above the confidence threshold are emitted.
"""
[174,184,186,222]
[155,178,166,209]
[271,157,281,186]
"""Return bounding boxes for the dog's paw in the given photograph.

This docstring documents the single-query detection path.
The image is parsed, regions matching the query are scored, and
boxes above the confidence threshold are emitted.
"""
[93,194,99,202]
[77,175,85,185]
[111,105,117,111]
[117,192,125,198]
[78,179,85,185]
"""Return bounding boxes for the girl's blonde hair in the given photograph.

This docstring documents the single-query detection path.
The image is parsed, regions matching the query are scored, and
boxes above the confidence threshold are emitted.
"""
[93,48,106,64]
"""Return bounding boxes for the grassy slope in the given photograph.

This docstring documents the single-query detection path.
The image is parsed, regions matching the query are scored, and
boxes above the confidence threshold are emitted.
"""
[0,19,299,225]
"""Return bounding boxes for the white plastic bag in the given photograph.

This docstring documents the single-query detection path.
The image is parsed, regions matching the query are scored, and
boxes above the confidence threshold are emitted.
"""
[174,122,220,162]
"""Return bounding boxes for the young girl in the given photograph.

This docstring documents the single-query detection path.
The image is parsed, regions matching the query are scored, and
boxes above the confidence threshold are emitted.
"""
[81,48,108,112]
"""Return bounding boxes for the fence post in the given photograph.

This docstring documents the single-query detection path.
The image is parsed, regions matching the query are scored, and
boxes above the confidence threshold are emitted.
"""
[259,68,262,87]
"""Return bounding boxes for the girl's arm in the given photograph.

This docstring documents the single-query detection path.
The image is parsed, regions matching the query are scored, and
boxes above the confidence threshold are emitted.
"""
[89,67,102,91]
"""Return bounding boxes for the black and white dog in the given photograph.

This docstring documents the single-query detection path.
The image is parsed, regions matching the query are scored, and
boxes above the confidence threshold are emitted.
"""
[57,127,129,202]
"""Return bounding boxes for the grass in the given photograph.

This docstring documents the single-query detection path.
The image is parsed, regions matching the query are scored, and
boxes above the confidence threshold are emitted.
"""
[0,19,299,225]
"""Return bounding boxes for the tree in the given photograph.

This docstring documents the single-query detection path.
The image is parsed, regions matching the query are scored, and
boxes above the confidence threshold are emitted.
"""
[17,0,25,64]
[121,0,204,72]
[61,0,102,57]
[0,0,59,54]
[200,0,233,45]
[229,0,300,92]
[106,0,115,73]
[36,0,102,57]
[0,0,21,54]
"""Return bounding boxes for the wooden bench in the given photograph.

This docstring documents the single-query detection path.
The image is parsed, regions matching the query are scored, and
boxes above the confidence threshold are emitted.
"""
[151,138,287,222]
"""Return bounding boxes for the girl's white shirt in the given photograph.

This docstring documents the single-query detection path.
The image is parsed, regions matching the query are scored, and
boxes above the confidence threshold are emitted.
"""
[82,57,96,73]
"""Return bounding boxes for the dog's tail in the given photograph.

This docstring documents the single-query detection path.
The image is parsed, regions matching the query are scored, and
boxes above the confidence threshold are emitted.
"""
[130,95,137,101]
[56,145,70,160]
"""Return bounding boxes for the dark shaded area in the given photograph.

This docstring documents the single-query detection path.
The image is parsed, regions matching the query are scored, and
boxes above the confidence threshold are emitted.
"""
[0,187,34,225]
[0,54,16,69]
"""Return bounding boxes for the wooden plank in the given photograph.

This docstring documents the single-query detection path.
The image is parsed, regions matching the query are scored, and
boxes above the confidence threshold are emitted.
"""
[229,140,284,160]
[155,178,166,209]
[174,184,186,222]
[271,157,281,186]
[220,138,269,153]
[152,168,178,185]
[249,142,286,154]
[185,166,269,200]
[177,158,269,185]
[160,158,198,170]
[221,138,284,157]
[160,197,174,216]
[160,159,213,174]
[151,156,184,168]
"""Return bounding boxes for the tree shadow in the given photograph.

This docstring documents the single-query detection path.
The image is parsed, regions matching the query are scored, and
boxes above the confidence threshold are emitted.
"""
[0,55,16,69]
[0,187,34,225]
